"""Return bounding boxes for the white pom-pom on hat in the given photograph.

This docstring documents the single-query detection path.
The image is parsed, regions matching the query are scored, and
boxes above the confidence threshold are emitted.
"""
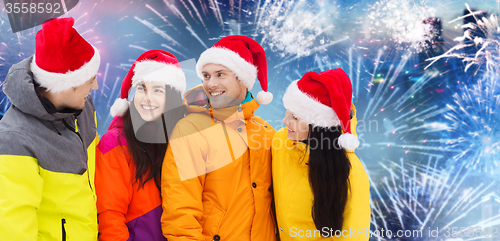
[338,133,360,151]
[110,98,130,117]
[257,91,273,105]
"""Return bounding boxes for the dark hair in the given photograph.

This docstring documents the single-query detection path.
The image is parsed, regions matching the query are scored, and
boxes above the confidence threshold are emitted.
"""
[307,124,351,235]
[121,85,185,191]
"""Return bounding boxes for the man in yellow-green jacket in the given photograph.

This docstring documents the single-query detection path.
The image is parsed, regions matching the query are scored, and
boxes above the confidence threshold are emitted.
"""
[0,18,100,241]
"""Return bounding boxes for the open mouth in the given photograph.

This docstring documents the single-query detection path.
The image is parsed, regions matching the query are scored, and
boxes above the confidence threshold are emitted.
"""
[287,127,295,133]
[142,105,158,110]
[210,91,225,97]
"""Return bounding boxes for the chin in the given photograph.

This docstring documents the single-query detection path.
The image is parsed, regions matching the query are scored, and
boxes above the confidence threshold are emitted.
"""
[139,113,161,122]
[74,103,86,110]
[286,132,297,141]
[210,101,228,109]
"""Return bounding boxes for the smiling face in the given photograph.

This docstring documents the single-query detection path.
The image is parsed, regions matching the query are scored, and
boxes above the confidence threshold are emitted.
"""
[282,109,310,141]
[133,81,167,122]
[201,63,247,109]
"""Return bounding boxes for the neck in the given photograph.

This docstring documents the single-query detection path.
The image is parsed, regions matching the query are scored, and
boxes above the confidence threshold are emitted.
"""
[36,87,64,111]
[239,90,250,103]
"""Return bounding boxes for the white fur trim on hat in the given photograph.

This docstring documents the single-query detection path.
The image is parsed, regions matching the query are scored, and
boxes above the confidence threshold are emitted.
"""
[196,47,257,90]
[30,46,101,93]
[257,91,273,105]
[283,80,340,128]
[133,63,186,94]
[338,133,360,151]
[110,98,130,117]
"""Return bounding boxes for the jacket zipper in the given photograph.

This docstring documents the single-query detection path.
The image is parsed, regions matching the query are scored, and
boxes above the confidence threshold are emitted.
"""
[61,118,95,196]
[252,119,267,128]
[62,119,83,143]
[61,218,66,241]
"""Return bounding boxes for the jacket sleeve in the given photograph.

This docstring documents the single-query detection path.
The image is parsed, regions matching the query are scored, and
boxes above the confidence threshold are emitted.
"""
[95,133,132,241]
[337,152,371,241]
[161,120,207,241]
[0,134,43,240]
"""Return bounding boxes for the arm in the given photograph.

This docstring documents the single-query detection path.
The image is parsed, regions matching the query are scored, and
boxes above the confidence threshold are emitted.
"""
[0,135,43,240]
[161,121,207,241]
[95,133,132,241]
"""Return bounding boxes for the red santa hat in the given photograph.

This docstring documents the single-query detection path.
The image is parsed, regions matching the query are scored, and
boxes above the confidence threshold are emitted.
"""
[110,49,186,117]
[282,68,359,151]
[30,17,100,93]
[195,35,273,104]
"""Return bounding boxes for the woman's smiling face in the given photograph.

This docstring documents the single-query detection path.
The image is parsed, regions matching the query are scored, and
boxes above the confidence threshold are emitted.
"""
[133,81,166,122]
[282,109,310,141]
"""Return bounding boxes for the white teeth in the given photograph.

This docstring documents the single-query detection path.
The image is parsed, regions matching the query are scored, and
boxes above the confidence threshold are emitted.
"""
[211,91,224,96]
[142,105,157,110]
[288,127,294,132]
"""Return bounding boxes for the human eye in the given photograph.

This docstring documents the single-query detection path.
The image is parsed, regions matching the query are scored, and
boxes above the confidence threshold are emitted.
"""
[292,114,298,120]
[203,74,210,80]
[155,89,165,94]
[218,72,224,77]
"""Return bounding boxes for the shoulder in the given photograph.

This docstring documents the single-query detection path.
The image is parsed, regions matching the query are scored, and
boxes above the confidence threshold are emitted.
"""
[271,127,289,145]
[181,112,210,124]
[249,115,275,133]
[271,127,295,155]
[6,57,32,75]
[174,112,212,133]
[274,127,287,138]
[0,128,35,157]
[97,127,127,155]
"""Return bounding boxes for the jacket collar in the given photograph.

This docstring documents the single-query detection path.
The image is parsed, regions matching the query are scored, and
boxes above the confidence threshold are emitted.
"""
[35,88,82,118]
[183,84,259,123]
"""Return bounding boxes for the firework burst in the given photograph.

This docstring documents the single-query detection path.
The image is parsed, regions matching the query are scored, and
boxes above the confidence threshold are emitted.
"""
[366,0,439,53]
[438,76,500,175]
[425,4,500,78]
[345,47,447,161]
[255,0,342,59]
[369,156,500,240]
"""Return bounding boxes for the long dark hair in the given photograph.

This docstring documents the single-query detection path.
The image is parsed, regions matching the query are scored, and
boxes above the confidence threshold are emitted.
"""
[307,124,351,234]
[122,85,185,191]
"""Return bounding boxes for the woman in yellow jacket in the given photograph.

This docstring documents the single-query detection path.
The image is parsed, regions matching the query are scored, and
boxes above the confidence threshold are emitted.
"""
[272,68,371,240]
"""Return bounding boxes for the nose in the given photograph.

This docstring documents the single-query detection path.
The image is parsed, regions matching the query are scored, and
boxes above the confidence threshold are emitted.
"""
[91,79,99,91]
[144,90,153,102]
[207,77,219,89]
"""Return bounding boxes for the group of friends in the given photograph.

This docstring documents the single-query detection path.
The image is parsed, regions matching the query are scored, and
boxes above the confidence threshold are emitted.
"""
[0,17,370,241]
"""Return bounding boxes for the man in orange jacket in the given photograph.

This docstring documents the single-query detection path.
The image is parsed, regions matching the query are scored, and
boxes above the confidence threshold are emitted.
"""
[160,35,276,241]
